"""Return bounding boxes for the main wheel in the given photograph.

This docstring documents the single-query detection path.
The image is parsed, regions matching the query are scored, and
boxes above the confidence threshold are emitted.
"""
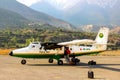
[57,60,63,65]
[21,59,26,65]
[48,58,53,63]
[93,61,96,65]
[71,58,80,65]
[88,60,96,65]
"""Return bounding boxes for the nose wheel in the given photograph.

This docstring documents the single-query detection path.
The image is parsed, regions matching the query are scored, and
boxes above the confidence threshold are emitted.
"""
[21,59,27,65]
[48,58,54,63]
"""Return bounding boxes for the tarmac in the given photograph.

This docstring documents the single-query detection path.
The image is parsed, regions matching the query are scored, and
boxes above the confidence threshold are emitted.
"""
[0,55,120,80]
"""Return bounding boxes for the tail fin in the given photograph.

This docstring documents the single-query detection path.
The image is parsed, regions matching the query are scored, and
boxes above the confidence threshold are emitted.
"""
[95,27,109,44]
[95,27,109,50]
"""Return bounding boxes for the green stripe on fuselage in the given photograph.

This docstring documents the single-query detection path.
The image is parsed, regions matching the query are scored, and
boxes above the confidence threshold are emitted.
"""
[13,54,63,59]
[12,51,101,59]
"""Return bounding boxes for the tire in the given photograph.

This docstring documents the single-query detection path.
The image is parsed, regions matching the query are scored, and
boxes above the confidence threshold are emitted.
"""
[88,61,90,65]
[48,58,53,63]
[58,60,63,65]
[88,60,96,65]
[21,59,26,65]
[73,61,77,65]
[71,58,80,65]
[93,61,96,65]
[71,58,76,62]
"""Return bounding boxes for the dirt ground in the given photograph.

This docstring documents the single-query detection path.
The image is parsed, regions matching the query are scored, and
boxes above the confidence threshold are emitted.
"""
[0,55,119,80]
[99,50,120,56]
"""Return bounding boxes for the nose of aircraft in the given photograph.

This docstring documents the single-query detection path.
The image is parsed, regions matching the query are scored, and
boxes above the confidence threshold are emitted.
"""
[9,51,13,56]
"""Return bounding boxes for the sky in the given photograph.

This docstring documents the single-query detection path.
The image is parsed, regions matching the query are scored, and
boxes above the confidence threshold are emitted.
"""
[17,0,42,6]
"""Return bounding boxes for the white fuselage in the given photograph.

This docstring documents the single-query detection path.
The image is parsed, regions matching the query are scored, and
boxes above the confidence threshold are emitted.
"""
[13,42,105,55]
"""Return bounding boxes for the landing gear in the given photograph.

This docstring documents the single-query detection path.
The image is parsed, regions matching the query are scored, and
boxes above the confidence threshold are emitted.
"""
[71,57,80,65]
[70,54,80,65]
[88,60,96,65]
[57,60,63,65]
[21,59,26,65]
[48,58,53,63]
[49,57,63,65]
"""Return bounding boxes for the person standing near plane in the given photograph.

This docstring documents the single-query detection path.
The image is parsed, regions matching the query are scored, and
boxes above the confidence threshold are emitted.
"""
[64,47,71,63]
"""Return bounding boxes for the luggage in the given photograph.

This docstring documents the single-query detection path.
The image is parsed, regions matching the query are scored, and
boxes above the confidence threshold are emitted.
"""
[88,71,94,79]
[71,58,80,62]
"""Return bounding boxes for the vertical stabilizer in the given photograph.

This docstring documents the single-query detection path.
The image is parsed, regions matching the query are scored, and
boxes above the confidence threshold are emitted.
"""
[95,27,109,50]
[95,27,109,44]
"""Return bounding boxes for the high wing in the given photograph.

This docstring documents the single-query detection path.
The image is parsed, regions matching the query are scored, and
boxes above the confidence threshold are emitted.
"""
[58,39,95,46]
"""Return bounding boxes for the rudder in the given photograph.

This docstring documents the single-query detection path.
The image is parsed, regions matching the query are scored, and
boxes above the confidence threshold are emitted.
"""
[95,27,109,50]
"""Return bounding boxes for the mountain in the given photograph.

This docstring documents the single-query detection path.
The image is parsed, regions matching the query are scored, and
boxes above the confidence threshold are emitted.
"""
[29,1,65,20]
[30,0,120,27]
[110,27,120,34]
[0,8,29,28]
[80,24,120,34]
[0,0,73,30]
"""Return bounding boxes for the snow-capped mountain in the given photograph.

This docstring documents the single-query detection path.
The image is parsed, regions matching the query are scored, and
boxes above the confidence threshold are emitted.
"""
[18,0,118,10]
[17,0,120,27]
[45,0,82,11]
[87,0,117,8]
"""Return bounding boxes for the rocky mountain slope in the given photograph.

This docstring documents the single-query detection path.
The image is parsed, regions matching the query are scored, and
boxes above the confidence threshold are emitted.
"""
[0,0,74,29]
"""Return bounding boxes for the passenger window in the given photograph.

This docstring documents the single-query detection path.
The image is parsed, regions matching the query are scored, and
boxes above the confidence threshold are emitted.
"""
[32,45,35,48]
[70,48,72,50]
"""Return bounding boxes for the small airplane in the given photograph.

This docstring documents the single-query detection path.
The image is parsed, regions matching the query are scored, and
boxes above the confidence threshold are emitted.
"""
[9,27,109,65]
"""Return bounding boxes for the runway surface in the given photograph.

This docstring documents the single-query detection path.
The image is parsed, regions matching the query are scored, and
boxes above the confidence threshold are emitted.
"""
[0,55,120,80]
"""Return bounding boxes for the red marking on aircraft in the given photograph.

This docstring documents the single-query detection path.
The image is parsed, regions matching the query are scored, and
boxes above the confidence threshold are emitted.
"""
[80,48,82,50]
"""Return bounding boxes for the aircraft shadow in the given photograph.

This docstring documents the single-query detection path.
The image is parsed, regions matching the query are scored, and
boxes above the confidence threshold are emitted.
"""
[92,64,120,72]
[27,62,88,67]
[27,63,120,72]
[84,64,120,72]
